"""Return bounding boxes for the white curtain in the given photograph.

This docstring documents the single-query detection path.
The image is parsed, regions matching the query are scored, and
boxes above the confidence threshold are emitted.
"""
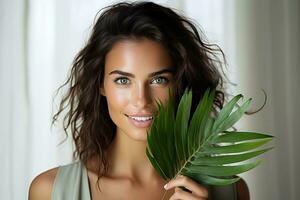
[232,1,300,200]
[0,0,299,199]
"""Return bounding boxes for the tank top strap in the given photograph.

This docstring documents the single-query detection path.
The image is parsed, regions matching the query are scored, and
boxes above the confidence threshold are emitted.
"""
[52,161,91,200]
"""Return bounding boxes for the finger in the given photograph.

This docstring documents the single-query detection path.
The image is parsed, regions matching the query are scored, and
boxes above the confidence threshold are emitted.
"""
[164,175,208,198]
[169,189,207,200]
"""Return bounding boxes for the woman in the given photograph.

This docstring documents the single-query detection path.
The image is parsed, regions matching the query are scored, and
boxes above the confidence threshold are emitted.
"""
[29,1,249,200]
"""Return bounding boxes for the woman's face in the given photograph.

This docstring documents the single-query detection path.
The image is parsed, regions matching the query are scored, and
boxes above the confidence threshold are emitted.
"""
[101,38,174,141]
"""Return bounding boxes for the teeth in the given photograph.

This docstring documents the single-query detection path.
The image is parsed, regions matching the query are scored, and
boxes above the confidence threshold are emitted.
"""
[128,116,153,121]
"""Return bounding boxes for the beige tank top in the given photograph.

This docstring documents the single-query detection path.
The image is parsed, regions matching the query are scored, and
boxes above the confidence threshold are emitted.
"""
[52,161,91,200]
[51,161,237,200]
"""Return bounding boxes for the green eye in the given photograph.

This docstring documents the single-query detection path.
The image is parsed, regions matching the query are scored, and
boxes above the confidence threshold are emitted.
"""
[114,77,130,85]
[151,77,168,84]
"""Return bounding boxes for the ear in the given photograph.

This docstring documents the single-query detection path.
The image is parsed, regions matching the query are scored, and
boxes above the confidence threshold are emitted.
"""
[100,84,106,96]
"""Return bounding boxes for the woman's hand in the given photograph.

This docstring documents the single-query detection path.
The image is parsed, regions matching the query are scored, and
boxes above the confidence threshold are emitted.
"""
[164,175,209,200]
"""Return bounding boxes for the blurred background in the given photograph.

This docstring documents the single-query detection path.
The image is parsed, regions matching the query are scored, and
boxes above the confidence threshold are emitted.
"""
[0,0,299,199]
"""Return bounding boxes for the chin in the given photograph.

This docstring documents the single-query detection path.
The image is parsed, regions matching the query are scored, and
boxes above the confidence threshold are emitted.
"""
[128,129,149,142]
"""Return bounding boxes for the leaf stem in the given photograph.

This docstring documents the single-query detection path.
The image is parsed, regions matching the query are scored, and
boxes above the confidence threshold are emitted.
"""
[173,132,216,178]
[160,190,168,200]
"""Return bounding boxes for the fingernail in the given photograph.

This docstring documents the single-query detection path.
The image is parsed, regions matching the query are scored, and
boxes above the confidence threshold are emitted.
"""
[164,183,168,190]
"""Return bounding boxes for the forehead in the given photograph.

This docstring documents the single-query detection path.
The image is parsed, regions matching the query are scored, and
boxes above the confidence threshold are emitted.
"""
[104,38,173,74]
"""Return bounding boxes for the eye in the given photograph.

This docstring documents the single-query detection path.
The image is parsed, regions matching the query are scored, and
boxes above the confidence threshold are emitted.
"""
[151,76,169,85]
[114,77,130,85]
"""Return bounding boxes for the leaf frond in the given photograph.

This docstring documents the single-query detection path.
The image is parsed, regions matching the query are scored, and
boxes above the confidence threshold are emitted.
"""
[146,88,274,186]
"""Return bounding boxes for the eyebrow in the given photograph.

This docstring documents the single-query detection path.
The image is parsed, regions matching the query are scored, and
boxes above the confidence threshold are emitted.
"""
[108,68,174,78]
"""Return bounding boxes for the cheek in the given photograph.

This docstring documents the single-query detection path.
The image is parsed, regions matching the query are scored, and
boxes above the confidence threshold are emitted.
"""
[106,89,129,115]
[153,87,174,106]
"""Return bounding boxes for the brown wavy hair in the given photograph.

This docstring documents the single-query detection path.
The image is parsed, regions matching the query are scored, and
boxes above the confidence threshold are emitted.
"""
[52,1,243,184]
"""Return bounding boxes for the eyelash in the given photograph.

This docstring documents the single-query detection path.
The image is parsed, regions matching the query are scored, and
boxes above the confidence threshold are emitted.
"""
[113,76,169,85]
[151,76,169,84]
[114,77,130,85]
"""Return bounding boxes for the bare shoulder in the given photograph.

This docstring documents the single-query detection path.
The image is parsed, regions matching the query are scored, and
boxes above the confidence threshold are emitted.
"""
[236,177,250,200]
[28,167,59,200]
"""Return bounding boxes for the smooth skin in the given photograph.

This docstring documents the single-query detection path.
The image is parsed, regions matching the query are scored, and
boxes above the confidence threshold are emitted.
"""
[29,38,248,199]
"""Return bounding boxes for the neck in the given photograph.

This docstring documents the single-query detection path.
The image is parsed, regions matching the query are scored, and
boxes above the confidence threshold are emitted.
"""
[106,128,159,183]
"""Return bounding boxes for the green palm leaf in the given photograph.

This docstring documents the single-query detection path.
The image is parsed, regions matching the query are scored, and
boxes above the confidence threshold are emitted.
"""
[146,88,273,187]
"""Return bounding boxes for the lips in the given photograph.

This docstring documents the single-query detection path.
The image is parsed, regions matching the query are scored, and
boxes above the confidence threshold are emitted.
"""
[126,113,153,117]
[125,114,154,128]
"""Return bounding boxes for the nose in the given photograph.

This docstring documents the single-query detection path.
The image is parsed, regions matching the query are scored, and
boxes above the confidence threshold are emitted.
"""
[131,84,152,108]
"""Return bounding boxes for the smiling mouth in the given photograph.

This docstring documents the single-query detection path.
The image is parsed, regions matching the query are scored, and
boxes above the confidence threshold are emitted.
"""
[126,115,153,121]
[124,114,154,128]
